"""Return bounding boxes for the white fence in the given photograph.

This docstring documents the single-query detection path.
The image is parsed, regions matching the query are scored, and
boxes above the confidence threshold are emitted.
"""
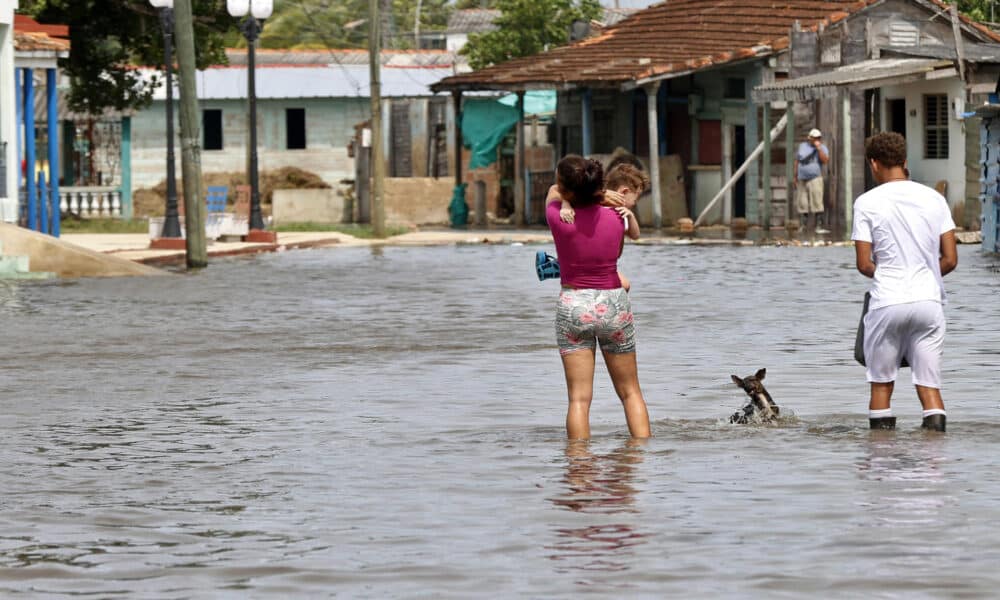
[60,186,122,218]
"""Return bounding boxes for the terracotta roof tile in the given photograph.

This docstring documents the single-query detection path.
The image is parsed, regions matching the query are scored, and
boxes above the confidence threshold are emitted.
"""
[14,31,70,53]
[433,0,1000,91]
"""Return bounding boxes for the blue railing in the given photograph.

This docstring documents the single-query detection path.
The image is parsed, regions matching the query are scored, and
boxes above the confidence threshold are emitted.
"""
[21,170,61,237]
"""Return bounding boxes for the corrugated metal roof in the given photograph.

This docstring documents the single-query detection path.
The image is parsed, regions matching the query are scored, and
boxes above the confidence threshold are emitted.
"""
[146,64,454,101]
[225,48,457,67]
[446,9,500,34]
[752,58,953,101]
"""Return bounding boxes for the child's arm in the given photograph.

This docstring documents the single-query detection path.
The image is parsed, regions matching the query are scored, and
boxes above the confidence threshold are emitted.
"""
[547,185,576,223]
[616,206,640,240]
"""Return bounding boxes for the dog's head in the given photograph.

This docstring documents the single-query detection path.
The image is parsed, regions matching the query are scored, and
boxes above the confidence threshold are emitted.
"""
[730,368,779,422]
[731,368,768,398]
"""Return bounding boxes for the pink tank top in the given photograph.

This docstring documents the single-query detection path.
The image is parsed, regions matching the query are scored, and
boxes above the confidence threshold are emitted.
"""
[546,200,624,289]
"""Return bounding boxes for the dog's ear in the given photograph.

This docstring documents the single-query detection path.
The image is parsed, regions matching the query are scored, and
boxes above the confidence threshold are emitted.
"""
[755,368,766,380]
[731,375,743,386]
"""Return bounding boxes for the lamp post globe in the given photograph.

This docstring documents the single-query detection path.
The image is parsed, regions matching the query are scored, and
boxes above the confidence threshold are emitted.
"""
[150,0,181,240]
[251,0,273,19]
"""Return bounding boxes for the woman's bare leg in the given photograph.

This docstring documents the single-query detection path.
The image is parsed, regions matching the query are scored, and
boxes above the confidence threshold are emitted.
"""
[561,349,596,439]
[602,350,650,438]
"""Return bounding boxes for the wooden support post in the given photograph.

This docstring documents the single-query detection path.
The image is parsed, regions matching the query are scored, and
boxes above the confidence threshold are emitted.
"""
[174,0,207,267]
[369,0,386,238]
[514,90,525,226]
[644,82,663,229]
[452,91,462,188]
[762,102,772,232]
[581,88,593,156]
[842,90,853,239]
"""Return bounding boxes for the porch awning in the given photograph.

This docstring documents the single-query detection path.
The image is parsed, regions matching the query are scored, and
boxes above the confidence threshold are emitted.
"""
[751,58,954,103]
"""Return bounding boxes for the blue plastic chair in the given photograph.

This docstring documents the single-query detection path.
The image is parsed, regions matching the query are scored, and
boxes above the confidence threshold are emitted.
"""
[206,185,228,214]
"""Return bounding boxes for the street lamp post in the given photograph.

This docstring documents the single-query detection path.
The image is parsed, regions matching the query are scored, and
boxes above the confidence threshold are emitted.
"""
[150,0,181,240]
[227,0,274,242]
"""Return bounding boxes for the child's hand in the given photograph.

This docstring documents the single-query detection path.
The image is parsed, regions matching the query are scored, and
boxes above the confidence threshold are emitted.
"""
[614,206,634,221]
[560,205,576,223]
[603,190,627,207]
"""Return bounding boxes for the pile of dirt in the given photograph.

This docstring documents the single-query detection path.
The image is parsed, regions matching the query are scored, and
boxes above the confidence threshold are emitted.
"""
[133,166,330,218]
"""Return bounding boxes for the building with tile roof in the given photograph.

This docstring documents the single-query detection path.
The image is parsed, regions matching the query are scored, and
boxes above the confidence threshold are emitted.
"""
[431,0,1000,233]
[1,10,69,226]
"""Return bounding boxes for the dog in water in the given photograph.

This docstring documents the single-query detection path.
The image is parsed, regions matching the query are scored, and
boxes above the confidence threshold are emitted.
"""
[730,368,780,424]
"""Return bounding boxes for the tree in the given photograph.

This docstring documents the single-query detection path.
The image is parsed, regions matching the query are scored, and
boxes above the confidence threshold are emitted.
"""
[24,0,230,116]
[455,0,496,8]
[258,0,452,50]
[460,0,601,70]
[957,0,999,22]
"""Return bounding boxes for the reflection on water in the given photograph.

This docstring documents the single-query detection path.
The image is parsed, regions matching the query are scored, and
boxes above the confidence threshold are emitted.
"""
[547,440,648,574]
[0,244,997,596]
[856,431,952,528]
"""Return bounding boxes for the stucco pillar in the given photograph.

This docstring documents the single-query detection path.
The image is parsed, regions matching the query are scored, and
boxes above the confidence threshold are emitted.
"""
[785,100,795,227]
[645,82,662,230]
[762,102,772,232]
[121,116,132,220]
[721,121,733,226]
[842,89,853,239]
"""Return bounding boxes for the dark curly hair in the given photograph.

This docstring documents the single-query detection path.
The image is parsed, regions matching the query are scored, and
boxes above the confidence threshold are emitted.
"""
[557,155,604,207]
[865,132,907,168]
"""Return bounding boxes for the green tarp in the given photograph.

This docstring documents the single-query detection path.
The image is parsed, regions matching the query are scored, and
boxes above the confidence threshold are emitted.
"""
[460,98,520,170]
[460,91,557,170]
[498,90,557,116]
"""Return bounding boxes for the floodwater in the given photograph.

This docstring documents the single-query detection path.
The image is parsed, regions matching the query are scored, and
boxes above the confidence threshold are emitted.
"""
[1,241,999,598]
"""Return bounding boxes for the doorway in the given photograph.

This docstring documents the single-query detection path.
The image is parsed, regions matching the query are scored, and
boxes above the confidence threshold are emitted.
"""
[733,125,746,218]
[888,99,906,138]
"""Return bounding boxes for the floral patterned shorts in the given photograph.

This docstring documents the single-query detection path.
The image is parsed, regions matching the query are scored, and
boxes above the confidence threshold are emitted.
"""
[555,287,636,355]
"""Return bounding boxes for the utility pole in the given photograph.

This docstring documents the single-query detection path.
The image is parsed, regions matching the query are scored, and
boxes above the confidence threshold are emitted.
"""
[369,0,386,238]
[173,0,207,267]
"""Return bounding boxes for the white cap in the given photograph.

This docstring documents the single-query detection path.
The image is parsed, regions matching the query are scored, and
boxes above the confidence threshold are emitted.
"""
[808,128,822,138]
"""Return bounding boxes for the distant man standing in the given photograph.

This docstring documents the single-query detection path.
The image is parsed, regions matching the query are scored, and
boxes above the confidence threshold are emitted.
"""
[852,132,958,432]
[793,128,830,234]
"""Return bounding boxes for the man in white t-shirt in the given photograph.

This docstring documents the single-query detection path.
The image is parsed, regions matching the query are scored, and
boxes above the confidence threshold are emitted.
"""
[851,132,958,432]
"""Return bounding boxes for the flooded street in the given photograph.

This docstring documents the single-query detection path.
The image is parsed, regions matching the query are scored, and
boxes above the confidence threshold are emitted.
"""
[1,241,999,597]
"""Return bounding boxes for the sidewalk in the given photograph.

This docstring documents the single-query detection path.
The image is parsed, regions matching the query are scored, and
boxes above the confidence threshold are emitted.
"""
[60,226,861,267]
[59,229,560,266]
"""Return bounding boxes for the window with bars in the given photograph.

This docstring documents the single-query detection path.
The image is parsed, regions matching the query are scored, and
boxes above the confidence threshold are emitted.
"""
[924,94,948,159]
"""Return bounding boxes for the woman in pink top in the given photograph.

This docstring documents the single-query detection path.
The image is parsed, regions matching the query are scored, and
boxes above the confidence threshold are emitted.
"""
[546,155,650,439]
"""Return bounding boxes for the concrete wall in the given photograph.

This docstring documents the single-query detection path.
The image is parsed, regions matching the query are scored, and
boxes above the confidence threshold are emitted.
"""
[384,177,452,226]
[130,96,369,190]
[0,0,16,222]
[272,188,347,225]
[881,77,967,211]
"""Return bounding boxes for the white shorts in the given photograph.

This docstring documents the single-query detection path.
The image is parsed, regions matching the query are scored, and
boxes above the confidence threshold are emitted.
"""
[863,300,945,388]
